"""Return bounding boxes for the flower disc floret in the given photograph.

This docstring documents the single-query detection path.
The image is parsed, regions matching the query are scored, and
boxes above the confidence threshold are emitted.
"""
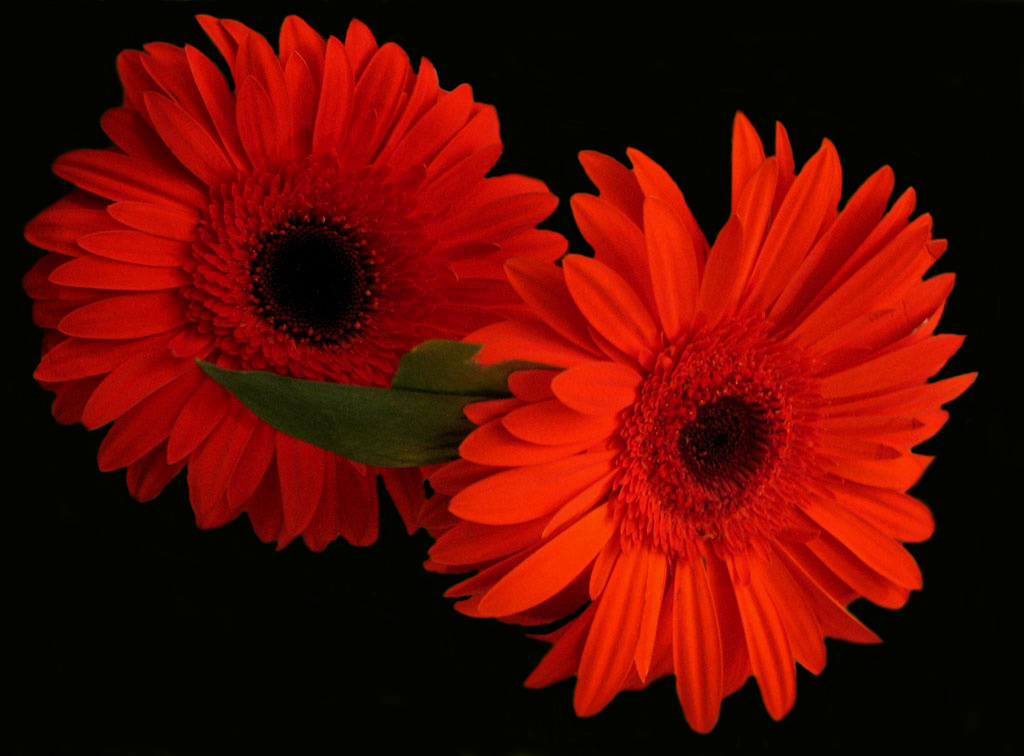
[616,318,820,557]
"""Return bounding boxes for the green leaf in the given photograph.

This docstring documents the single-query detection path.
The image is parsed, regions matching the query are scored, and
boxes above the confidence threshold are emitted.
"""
[197,340,552,468]
[391,340,551,396]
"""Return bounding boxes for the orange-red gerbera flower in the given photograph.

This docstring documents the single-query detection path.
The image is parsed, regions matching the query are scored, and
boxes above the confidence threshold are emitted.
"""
[427,113,972,730]
[23,15,563,549]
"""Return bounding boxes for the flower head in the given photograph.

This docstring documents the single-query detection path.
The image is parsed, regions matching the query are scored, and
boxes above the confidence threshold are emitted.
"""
[23,15,563,549]
[427,113,971,730]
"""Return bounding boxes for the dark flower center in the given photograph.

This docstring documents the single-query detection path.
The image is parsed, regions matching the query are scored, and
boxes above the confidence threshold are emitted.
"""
[677,396,771,485]
[614,319,820,553]
[250,219,371,343]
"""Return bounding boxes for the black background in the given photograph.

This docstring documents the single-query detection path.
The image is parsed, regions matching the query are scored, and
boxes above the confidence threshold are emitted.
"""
[9,1,1020,754]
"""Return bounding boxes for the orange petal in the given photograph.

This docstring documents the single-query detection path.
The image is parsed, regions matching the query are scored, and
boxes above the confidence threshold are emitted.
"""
[478,504,616,617]
[504,257,596,350]
[804,530,910,609]
[742,140,841,314]
[502,399,619,446]
[550,361,642,416]
[758,551,826,674]
[803,496,922,589]
[467,318,595,368]
[695,214,746,328]
[570,193,653,304]
[563,254,660,360]
[574,547,647,716]
[579,150,644,226]
[507,369,557,402]
[769,165,895,327]
[673,557,724,733]
[450,451,615,525]
[644,197,699,340]
[731,111,767,209]
[543,470,617,538]
[627,147,708,261]
[732,558,796,721]
[829,479,935,543]
[819,334,965,399]
[634,550,668,682]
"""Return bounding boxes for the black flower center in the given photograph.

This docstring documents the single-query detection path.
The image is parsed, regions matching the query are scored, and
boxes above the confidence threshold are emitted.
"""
[250,219,371,343]
[677,396,771,484]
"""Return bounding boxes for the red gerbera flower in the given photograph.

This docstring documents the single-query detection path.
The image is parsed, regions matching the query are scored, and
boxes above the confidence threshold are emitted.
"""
[427,113,972,730]
[23,15,563,549]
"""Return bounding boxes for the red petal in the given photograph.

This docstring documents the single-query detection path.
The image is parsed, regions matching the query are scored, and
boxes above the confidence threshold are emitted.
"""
[525,606,596,689]
[144,92,236,186]
[81,347,195,429]
[236,76,280,171]
[125,443,185,502]
[778,547,880,644]
[379,467,426,534]
[189,408,259,526]
[507,369,557,402]
[386,84,473,172]
[58,292,188,339]
[77,230,192,267]
[759,551,826,674]
[344,19,378,78]
[275,432,326,547]
[279,16,326,84]
[34,333,168,383]
[460,418,596,467]
[97,369,203,470]
[227,418,277,508]
[311,37,354,156]
[50,255,189,291]
[25,193,119,257]
[543,468,616,537]
[185,44,250,171]
[346,43,411,166]
[107,201,199,241]
[166,379,232,462]
[793,207,930,345]
[54,149,205,209]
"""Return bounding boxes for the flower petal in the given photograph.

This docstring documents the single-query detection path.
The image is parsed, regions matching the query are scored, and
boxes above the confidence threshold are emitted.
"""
[563,254,660,360]
[477,504,616,618]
